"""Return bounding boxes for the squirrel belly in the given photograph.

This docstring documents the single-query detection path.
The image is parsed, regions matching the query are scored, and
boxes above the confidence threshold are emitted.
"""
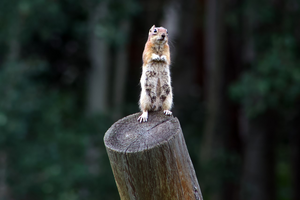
[138,25,173,123]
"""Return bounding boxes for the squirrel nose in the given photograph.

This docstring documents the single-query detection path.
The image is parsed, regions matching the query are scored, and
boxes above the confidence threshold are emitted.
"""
[161,34,165,38]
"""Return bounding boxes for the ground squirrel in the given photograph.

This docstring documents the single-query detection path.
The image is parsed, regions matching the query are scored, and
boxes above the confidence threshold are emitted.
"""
[137,25,173,123]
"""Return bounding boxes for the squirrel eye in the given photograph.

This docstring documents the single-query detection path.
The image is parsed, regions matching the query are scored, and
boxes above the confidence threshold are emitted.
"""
[153,28,158,33]
[166,30,168,34]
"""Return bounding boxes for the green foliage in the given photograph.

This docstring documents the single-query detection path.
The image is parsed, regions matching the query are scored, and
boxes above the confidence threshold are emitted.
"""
[94,0,140,46]
[0,0,142,198]
[0,61,118,199]
[199,150,241,196]
[230,36,300,118]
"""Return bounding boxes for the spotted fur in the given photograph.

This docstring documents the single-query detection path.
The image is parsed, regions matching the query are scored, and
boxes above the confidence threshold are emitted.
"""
[138,25,173,123]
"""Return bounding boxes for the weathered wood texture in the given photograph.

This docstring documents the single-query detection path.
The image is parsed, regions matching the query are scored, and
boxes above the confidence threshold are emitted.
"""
[104,111,203,200]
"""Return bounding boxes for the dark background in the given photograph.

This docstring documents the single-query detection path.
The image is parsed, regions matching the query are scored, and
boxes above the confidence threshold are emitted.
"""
[0,0,300,200]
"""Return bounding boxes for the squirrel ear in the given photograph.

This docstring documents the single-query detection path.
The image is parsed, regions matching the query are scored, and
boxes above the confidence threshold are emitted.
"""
[150,25,155,31]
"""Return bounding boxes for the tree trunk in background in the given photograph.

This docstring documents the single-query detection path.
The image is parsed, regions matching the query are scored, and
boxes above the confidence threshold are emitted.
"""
[84,1,109,192]
[161,0,181,58]
[239,3,275,199]
[201,0,225,199]
[0,152,8,200]
[170,0,200,113]
[290,109,300,200]
[87,2,110,115]
[291,133,300,200]
[201,0,225,159]
[240,112,275,200]
[112,20,130,120]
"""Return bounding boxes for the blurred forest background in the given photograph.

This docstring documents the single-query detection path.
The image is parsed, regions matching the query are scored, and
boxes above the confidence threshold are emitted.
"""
[0,0,300,199]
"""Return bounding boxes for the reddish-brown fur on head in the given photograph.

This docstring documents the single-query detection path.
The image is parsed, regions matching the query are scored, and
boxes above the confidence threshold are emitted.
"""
[147,25,168,44]
[143,25,170,65]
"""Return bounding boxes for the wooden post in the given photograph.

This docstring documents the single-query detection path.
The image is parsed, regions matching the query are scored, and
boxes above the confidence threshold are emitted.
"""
[104,111,203,200]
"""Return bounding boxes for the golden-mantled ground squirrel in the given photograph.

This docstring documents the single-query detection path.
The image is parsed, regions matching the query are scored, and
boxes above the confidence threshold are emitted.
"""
[137,25,173,123]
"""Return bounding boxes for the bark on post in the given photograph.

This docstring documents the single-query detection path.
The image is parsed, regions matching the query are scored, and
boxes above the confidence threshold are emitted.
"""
[104,111,203,200]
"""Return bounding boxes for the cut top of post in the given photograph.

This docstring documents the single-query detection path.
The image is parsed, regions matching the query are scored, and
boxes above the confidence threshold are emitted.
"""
[104,112,178,153]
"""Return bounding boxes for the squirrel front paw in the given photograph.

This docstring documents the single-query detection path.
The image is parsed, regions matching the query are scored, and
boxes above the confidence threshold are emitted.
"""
[160,55,167,62]
[151,54,160,61]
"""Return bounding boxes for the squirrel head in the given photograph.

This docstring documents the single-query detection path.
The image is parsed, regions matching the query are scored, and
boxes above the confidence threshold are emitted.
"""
[148,25,168,44]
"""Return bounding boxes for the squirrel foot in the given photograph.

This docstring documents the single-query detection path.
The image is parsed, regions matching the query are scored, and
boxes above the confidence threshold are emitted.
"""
[164,110,172,116]
[137,111,148,123]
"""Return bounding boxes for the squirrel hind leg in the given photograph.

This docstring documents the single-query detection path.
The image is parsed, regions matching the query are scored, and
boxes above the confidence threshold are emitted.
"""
[137,111,148,123]
[161,89,173,112]
[162,93,173,116]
